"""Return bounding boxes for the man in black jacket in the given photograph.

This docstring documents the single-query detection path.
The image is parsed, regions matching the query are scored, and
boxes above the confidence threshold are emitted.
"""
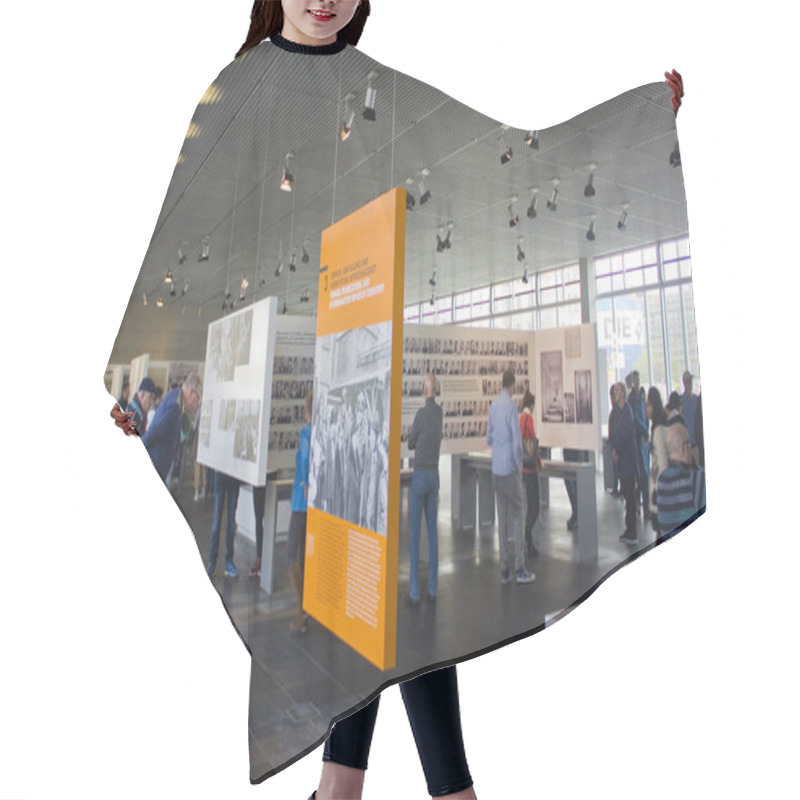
[406,373,444,605]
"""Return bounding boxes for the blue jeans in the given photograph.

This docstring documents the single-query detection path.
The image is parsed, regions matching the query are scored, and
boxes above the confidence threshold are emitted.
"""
[208,472,241,570]
[409,469,439,600]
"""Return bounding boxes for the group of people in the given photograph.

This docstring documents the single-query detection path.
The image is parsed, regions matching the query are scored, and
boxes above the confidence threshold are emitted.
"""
[608,369,705,544]
[308,385,391,536]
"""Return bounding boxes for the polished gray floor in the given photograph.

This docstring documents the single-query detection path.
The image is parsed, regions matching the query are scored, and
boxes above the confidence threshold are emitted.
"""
[176,461,662,782]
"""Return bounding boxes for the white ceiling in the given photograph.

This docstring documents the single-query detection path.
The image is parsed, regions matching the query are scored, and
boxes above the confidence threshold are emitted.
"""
[110,40,686,363]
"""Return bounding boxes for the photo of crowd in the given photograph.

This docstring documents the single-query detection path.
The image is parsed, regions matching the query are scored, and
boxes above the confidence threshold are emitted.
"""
[309,323,393,536]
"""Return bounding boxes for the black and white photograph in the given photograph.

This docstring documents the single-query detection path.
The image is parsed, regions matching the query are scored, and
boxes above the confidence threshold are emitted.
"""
[564,392,576,423]
[218,398,235,431]
[565,327,582,359]
[198,399,212,448]
[234,310,253,368]
[233,399,260,463]
[541,350,565,422]
[309,322,393,536]
[575,369,593,424]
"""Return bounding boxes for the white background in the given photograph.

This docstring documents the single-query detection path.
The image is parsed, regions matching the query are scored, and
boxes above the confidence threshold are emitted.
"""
[2,1,796,798]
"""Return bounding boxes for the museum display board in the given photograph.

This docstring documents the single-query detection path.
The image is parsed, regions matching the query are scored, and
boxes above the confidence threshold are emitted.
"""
[305,188,405,671]
[401,322,599,455]
[196,296,277,486]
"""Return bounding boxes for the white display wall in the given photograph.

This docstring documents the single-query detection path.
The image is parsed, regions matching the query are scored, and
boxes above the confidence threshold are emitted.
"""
[197,296,277,485]
[401,321,599,456]
[534,324,599,451]
[268,315,316,470]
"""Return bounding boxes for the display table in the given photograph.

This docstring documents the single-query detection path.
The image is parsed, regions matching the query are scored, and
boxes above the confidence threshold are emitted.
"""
[450,452,598,563]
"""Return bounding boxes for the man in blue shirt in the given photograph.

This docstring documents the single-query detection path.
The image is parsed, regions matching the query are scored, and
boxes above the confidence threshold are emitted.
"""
[680,370,699,466]
[406,373,444,605]
[487,370,535,585]
[142,372,202,484]
[288,390,313,634]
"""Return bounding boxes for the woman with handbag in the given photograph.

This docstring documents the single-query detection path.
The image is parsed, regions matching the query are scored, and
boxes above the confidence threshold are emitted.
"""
[519,391,542,559]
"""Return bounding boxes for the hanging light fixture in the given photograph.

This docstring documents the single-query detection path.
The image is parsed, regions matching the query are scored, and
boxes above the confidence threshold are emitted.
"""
[164,269,174,285]
[142,293,148,307]
[405,178,417,211]
[670,141,681,168]
[182,281,189,296]
[289,247,297,272]
[282,300,288,315]
[527,187,539,219]
[239,274,249,301]
[584,163,597,198]
[363,70,378,120]
[517,237,526,262]
[429,268,437,287]
[500,125,513,165]
[418,168,431,205]
[508,196,519,228]
[340,93,356,141]
[177,244,187,265]
[436,221,453,253]
[521,264,529,284]
[617,203,629,231]
[156,296,164,308]
[586,214,597,241]
[301,239,310,264]
[524,130,539,150]
[547,179,560,212]
[429,289,436,307]
[280,152,295,192]
[169,283,177,298]
[198,236,210,262]
[300,287,311,303]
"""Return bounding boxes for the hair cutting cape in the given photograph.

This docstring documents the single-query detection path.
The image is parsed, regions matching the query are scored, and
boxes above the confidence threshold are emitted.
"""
[107,34,703,783]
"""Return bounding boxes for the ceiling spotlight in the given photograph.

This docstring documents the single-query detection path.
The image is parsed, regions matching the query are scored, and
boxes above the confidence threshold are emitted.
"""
[221,299,227,311]
[281,300,288,315]
[142,293,148,307]
[405,177,416,211]
[225,286,231,302]
[289,248,297,272]
[280,152,294,192]
[169,284,176,298]
[517,239,526,262]
[198,236,210,262]
[586,214,596,242]
[240,274,249,292]
[275,259,284,278]
[527,187,539,219]
[340,92,356,141]
[521,265,529,284]
[164,270,174,285]
[182,281,189,296]
[300,287,311,303]
[617,204,629,231]
[363,71,378,121]
[547,179,560,212]
[524,130,539,149]
[670,141,681,168]
[301,239,310,264]
[584,164,597,198]
[500,125,513,165]
[177,245,187,265]
[156,296,164,308]
[429,268,437,287]
[436,222,453,253]
[429,290,436,307]
[508,197,519,228]
[418,168,431,205]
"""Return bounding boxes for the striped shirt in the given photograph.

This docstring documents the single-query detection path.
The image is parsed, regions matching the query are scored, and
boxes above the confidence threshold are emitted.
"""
[656,463,706,535]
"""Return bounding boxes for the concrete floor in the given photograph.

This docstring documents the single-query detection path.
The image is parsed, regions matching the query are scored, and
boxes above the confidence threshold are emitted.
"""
[175,461,664,782]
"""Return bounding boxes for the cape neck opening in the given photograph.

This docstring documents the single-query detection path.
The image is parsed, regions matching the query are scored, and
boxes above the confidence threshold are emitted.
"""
[270,32,348,55]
